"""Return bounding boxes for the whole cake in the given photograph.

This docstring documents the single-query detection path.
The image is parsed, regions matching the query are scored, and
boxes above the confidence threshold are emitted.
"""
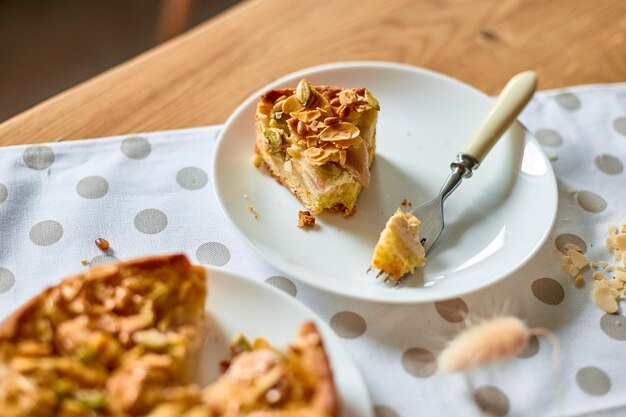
[255,79,379,216]
[0,255,337,417]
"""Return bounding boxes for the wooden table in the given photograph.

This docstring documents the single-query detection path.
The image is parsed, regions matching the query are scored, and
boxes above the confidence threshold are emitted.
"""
[1,0,625,146]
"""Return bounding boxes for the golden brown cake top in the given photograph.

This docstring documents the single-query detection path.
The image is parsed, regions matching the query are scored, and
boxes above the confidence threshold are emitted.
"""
[0,254,207,417]
[257,79,379,187]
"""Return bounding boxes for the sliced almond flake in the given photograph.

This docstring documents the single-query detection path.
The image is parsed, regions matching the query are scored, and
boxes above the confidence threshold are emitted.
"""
[608,279,625,290]
[593,271,606,280]
[318,122,360,142]
[590,261,598,268]
[561,264,579,277]
[607,265,616,272]
[567,249,589,269]
[575,275,585,287]
[291,109,321,123]
[567,188,578,195]
[282,95,304,115]
[600,261,609,269]
[594,281,619,313]
[564,243,583,252]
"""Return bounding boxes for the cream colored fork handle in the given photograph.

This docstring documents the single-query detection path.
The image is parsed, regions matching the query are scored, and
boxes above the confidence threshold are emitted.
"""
[462,71,537,163]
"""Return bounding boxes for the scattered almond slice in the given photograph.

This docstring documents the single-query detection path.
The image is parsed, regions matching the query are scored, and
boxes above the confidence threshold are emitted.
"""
[564,243,583,252]
[615,270,626,282]
[600,261,609,269]
[590,261,598,268]
[561,264,579,277]
[608,279,624,290]
[593,271,606,281]
[594,281,619,313]
[575,275,585,287]
[566,249,589,269]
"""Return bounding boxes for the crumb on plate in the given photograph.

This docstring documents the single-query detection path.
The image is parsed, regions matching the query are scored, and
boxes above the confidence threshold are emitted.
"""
[246,204,260,220]
[298,210,316,228]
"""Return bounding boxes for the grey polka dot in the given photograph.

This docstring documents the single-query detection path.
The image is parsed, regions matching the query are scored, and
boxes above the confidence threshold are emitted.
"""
[330,311,366,339]
[401,347,436,378]
[555,233,587,254]
[121,136,151,159]
[134,209,167,234]
[576,367,611,396]
[595,154,623,175]
[474,386,510,416]
[90,255,120,267]
[374,405,399,417]
[23,146,55,170]
[555,92,580,110]
[76,176,109,199]
[535,129,563,147]
[196,242,231,266]
[577,191,607,213]
[0,268,15,293]
[29,220,63,246]
[177,167,208,190]
[517,334,539,358]
[613,117,626,136]
[435,298,468,323]
[265,276,297,297]
[0,184,7,204]
[531,278,564,305]
[600,313,626,340]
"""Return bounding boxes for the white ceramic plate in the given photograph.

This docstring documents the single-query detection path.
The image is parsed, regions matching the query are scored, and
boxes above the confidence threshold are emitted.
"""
[199,266,372,417]
[212,61,557,303]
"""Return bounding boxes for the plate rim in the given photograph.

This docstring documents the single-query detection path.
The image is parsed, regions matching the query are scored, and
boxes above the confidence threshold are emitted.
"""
[201,264,374,417]
[212,60,558,304]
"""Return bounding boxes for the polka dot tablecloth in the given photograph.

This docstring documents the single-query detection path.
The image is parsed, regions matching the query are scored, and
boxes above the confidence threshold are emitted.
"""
[1,84,626,417]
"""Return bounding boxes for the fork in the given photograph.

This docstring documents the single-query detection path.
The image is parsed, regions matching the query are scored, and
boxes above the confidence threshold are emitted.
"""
[375,71,537,283]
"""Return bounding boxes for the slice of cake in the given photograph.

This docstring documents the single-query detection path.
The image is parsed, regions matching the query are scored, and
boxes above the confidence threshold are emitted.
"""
[255,79,379,216]
[372,208,426,281]
[202,321,337,416]
[0,254,206,417]
[0,255,339,417]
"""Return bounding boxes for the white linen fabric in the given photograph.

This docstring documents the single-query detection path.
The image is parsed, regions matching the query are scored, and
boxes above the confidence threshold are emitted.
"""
[1,84,625,417]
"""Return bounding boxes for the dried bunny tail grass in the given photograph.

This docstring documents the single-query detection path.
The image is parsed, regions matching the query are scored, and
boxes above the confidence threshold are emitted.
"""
[438,316,529,374]
[438,316,563,416]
